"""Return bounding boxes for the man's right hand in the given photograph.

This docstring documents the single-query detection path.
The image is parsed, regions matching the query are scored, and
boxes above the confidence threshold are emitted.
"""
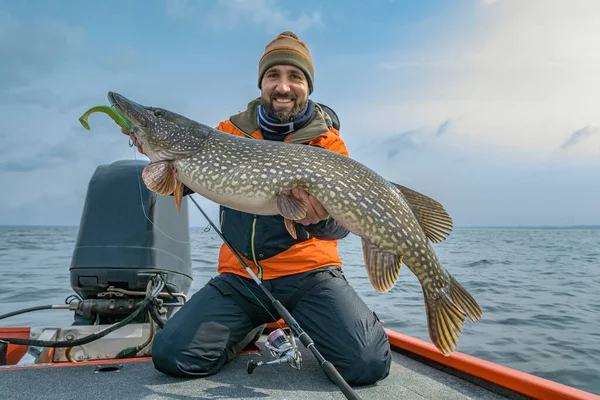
[121,127,145,155]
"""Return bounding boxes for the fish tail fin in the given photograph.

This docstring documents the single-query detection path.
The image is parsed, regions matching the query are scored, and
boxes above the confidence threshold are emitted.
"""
[447,275,483,323]
[423,289,466,356]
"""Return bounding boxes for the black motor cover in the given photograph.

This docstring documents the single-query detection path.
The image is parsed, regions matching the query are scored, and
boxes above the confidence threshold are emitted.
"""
[70,160,193,300]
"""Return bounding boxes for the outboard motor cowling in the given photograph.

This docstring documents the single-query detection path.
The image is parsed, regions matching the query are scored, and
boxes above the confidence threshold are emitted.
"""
[70,160,193,303]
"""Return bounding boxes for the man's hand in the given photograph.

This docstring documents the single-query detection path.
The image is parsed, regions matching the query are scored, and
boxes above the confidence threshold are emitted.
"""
[291,188,329,225]
[121,127,145,155]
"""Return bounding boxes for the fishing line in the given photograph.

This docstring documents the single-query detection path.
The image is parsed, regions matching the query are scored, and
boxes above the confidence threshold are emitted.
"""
[188,195,286,331]
[186,195,315,397]
[131,145,284,330]
[132,148,190,245]
[129,145,358,399]
[129,148,298,394]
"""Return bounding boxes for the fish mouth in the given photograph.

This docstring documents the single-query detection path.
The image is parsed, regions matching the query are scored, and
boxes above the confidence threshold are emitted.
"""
[108,91,152,128]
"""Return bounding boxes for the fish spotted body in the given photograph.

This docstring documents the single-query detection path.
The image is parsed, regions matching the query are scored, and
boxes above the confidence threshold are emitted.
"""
[105,91,482,355]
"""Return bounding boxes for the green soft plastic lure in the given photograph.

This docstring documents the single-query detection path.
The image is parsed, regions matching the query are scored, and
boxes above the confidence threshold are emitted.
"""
[79,106,131,130]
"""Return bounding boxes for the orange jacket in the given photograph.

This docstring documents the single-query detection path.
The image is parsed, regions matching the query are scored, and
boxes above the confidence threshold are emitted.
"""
[214,117,350,281]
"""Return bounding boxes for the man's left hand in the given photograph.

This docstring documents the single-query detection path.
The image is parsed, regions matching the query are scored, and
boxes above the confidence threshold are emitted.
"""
[291,188,329,225]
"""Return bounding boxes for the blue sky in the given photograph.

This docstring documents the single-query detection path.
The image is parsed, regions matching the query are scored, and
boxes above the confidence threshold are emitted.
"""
[1,0,599,227]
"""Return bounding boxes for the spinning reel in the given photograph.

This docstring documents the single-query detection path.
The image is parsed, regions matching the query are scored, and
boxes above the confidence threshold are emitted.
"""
[247,328,302,374]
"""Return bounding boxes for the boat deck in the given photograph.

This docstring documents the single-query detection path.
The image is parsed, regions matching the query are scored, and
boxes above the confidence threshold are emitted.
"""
[1,336,525,400]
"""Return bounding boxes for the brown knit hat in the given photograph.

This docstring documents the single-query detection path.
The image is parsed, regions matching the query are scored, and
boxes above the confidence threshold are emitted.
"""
[258,31,314,94]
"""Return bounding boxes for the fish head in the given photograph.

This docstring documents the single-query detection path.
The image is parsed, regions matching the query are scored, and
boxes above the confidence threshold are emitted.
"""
[108,91,208,162]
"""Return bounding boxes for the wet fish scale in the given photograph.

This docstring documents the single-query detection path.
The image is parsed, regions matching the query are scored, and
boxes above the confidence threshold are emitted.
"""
[106,91,483,357]
[179,132,440,286]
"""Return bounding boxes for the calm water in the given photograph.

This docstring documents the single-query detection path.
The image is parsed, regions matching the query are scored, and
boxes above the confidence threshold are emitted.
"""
[0,225,599,395]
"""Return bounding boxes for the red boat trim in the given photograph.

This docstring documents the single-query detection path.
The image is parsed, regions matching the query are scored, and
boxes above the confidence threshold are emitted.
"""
[1,327,30,366]
[0,357,152,371]
[386,329,599,400]
[2,324,597,399]
[0,325,260,371]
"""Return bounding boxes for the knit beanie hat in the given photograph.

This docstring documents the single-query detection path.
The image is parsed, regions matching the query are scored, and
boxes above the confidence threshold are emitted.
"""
[258,31,315,94]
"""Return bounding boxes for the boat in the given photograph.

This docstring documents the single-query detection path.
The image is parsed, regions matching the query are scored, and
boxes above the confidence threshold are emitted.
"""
[1,160,598,400]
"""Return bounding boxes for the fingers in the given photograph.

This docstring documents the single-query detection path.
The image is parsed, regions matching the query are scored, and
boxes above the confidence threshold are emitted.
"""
[291,188,329,225]
[291,188,309,202]
[121,127,130,135]
[308,195,329,220]
[133,137,145,155]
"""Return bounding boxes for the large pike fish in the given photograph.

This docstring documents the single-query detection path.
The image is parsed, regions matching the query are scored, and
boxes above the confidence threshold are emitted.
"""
[104,91,482,355]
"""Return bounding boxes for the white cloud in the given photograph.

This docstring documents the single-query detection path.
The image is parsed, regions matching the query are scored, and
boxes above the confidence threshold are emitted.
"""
[560,125,600,151]
[0,11,84,94]
[165,0,323,34]
[347,0,600,161]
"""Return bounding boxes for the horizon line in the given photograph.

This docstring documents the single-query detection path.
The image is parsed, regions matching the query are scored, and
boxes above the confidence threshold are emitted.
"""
[1,224,599,230]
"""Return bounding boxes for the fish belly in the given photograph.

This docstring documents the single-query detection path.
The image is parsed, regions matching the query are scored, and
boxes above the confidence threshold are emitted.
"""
[175,160,280,215]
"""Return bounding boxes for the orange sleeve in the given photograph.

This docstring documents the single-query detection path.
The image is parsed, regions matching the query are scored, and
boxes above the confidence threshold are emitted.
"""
[215,120,263,139]
[309,129,350,157]
[215,120,234,133]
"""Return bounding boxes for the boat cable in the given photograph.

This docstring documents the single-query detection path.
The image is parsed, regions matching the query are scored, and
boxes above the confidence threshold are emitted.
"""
[187,195,363,400]
[0,275,165,349]
[114,311,156,359]
[148,304,166,329]
[0,305,73,321]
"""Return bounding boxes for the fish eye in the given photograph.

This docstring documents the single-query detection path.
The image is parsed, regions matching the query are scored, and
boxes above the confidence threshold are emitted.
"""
[154,109,164,118]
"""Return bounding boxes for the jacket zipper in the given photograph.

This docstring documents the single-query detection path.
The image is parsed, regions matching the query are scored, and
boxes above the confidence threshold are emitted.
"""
[250,215,263,280]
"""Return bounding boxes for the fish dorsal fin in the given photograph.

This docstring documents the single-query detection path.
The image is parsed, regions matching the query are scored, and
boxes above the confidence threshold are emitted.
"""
[361,239,403,293]
[392,183,453,243]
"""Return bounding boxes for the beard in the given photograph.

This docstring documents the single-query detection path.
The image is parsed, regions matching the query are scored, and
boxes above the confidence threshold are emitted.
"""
[262,96,308,123]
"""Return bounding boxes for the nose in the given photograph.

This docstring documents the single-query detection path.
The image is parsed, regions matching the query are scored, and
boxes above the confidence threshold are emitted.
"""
[274,78,291,93]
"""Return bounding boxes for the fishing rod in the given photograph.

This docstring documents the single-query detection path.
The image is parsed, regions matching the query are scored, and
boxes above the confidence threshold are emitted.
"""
[188,196,363,400]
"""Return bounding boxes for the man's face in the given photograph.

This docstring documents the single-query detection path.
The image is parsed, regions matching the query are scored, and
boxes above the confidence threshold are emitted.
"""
[261,65,309,123]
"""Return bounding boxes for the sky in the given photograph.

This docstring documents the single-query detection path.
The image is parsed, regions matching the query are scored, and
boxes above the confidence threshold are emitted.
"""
[1,0,599,227]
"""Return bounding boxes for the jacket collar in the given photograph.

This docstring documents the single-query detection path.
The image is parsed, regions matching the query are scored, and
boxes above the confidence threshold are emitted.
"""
[229,98,333,144]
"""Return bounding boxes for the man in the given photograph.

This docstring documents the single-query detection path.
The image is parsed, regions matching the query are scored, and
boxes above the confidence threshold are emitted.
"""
[124,31,391,386]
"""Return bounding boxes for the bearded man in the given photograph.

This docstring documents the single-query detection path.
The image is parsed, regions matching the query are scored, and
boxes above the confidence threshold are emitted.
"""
[127,31,392,386]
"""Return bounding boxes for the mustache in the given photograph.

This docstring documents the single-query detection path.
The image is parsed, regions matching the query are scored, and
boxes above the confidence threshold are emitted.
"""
[271,94,295,100]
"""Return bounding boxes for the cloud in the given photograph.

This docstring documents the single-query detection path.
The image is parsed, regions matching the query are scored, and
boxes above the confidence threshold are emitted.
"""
[0,88,62,108]
[436,119,452,137]
[342,0,600,161]
[380,130,422,159]
[0,10,153,111]
[164,0,323,33]
[0,152,74,173]
[561,125,600,149]
[344,127,600,227]
[0,11,84,95]
[0,124,127,173]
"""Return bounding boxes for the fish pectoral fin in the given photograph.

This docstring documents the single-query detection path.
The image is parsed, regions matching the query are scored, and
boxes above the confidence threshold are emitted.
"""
[142,161,177,196]
[284,218,298,240]
[276,192,308,220]
[174,182,184,212]
[361,239,402,293]
[391,183,454,243]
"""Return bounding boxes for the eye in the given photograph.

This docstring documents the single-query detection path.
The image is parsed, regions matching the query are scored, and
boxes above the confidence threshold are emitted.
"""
[154,109,164,118]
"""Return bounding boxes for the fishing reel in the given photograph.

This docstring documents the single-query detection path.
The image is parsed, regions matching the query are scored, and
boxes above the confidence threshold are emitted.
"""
[247,328,302,374]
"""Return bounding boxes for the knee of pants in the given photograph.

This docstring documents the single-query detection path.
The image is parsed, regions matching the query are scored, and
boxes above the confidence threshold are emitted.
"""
[151,330,227,378]
[337,339,392,386]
